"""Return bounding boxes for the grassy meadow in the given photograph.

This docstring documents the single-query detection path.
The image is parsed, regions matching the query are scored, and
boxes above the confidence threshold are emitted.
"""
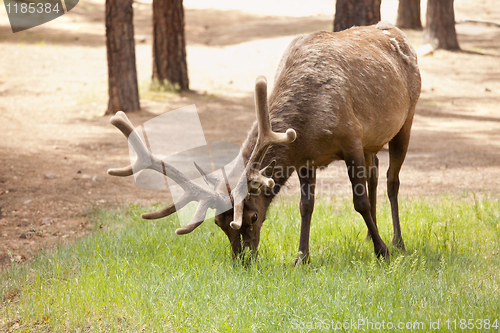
[1,195,499,332]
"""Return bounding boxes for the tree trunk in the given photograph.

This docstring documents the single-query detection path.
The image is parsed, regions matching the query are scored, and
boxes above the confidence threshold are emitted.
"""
[396,0,422,30]
[105,0,140,114]
[333,0,381,32]
[152,0,189,91]
[423,0,460,50]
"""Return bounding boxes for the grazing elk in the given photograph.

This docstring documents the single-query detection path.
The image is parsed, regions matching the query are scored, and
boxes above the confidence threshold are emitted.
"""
[108,22,421,262]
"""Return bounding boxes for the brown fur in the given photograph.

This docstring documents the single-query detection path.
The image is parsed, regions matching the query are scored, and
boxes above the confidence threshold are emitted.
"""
[215,22,421,261]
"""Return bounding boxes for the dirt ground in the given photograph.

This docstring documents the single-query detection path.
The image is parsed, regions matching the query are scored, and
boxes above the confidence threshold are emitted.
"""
[0,0,499,268]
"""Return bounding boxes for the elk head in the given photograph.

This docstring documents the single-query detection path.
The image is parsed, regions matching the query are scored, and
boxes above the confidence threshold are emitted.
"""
[108,75,296,258]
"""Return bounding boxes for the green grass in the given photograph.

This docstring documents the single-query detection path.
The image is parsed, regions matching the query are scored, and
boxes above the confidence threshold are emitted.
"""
[1,196,500,332]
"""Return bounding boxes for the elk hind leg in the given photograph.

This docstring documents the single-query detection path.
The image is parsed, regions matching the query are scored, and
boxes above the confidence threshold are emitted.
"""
[365,152,379,240]
[346,149,388,258]
[387,116,413,251]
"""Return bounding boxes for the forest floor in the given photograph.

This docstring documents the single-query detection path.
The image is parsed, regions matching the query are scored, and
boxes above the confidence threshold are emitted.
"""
[0,0,499,268]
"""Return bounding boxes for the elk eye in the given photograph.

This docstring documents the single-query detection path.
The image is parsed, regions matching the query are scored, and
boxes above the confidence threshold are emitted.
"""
[251,213,258,223]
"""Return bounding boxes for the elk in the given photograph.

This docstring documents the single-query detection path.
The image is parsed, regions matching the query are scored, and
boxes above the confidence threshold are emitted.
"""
[108,22,421,262]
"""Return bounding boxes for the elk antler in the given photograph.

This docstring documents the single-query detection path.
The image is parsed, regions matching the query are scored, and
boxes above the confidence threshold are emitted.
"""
[230,76,297,230]
[107,111,232,235]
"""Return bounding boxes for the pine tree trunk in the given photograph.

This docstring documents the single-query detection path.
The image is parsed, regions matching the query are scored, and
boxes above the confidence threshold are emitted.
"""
[333,0,381,32]
[396,0,422,30]
[152,0,189,91]
[105,0,140,114]
[423,0,460,50]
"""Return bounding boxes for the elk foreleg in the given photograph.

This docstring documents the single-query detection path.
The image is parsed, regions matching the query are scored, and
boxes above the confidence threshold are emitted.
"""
[294,167,316,265]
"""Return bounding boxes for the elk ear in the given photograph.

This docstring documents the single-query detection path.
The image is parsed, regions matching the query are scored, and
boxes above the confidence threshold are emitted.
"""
[261,160,276,178]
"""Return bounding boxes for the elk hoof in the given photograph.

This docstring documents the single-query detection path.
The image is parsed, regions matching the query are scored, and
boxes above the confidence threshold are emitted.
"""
[392,237,407,253]
[375,244,390,258]
[293,252,310,266]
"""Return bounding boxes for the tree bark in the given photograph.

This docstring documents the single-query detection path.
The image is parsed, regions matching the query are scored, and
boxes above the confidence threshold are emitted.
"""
[152,0,189,91]
[333,0,381,32]
[105,0,140,114]
[396,0,422,30]
[423,0,460,50]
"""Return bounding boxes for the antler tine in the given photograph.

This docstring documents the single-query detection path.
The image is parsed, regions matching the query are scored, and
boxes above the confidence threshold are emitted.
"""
[107,111,152,177]
[175,200,210,235]
[108,111,190,186]
[254,76,296,154]
[254,76,272,136]
[107,112,135,176]
[194,162,220,189]
[230,76,297,230]
[108,165,134,177]
[141,193,191,220]
[110,111,135,138]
